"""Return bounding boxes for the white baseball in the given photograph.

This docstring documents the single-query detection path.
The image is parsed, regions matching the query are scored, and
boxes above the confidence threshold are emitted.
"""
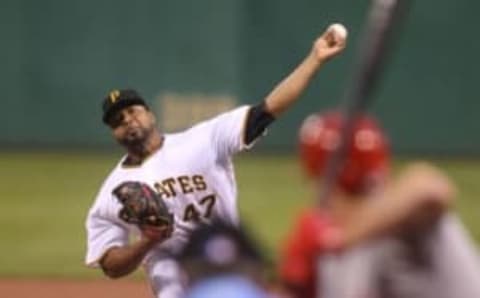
[328,23,348,40]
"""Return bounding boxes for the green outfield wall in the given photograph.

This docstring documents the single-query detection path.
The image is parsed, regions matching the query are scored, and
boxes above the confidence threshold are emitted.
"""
[1,0,478,154]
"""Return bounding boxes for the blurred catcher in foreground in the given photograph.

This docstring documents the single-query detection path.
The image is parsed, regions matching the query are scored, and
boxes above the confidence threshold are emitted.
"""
[280,111,480,298]
[177,220,270,298]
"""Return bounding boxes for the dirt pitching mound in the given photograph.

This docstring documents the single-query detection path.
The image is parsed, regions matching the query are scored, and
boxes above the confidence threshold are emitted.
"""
[0,278,152,298]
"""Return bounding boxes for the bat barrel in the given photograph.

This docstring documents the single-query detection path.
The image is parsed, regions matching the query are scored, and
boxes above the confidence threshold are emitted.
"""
[318,0,411,207]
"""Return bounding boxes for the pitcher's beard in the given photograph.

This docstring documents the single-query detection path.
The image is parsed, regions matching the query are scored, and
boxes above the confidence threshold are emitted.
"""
[120,127,149,149]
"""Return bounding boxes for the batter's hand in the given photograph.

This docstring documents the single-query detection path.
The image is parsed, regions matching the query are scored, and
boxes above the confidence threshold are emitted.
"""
[394,162,456,207]
[392,162,456,231]
[311,24,348,62]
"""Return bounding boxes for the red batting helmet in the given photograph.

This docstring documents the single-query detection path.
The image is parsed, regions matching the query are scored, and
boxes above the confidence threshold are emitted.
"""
[298,111,390,194]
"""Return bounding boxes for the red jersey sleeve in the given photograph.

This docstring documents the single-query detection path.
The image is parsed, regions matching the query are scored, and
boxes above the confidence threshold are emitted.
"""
[279,209,344,298]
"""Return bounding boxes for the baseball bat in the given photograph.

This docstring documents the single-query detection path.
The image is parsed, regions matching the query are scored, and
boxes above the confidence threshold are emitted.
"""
[318,0,412,207]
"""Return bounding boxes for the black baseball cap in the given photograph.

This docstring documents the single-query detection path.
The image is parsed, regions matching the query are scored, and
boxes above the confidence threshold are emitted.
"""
[102,89,148,125]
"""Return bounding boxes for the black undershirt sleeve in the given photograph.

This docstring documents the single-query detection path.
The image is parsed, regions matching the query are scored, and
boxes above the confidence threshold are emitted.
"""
[244,102,276,145]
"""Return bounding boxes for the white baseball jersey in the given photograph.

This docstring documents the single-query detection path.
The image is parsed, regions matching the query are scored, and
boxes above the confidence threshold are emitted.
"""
[85,105,258,298]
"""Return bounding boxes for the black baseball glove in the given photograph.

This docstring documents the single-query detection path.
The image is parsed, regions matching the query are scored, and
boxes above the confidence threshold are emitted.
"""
[112,181,174,227]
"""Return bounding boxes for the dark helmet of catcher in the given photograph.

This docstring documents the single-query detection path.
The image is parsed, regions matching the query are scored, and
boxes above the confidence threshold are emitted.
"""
[298,110,390,194]
[176,220,267,283]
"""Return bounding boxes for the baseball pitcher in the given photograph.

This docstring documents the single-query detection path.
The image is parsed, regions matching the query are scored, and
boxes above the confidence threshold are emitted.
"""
[85,24,347,298]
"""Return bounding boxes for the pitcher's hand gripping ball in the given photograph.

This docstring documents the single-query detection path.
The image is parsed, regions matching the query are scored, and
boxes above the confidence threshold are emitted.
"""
[113,181,174,227]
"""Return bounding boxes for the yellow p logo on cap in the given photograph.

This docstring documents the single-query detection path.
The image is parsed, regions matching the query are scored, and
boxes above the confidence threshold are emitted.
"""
[109,90,120,103]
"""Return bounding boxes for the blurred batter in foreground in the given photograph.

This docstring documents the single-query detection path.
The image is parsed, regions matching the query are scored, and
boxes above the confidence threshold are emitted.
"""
[280,111,480,298]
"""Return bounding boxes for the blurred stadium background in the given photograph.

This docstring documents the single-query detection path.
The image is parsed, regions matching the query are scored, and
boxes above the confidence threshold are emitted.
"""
[1,0,479,284]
